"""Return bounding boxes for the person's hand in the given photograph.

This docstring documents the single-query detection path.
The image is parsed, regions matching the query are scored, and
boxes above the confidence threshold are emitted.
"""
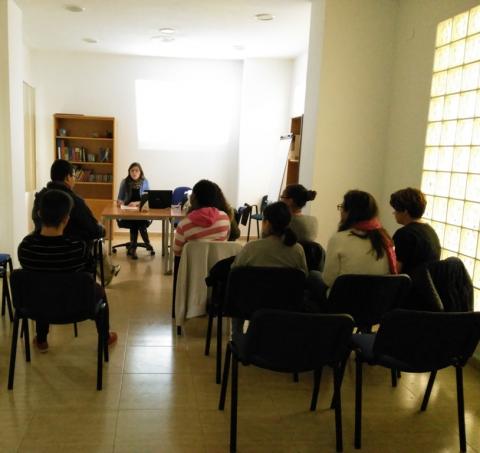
[129,201,140,207]
[116,200,122,207]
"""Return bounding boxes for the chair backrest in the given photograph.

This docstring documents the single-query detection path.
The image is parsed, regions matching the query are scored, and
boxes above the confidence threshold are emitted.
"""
[427,257,474,312]
[299,241,326,272]
[223,266,306,320]
[373,309,480,371]
[172,186,192,205]
[175,241,243,322]
[10,269,98,323]
[327,274,411,331]
[259,195,268,213]
[240,309,354,372]
[238,204,252,226]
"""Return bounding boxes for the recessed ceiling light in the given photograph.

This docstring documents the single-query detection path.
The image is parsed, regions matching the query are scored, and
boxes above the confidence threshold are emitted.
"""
[158,27,176,35]
[255,13,275,21]
[83,38,98,44]
[152,36,175,43]
[65,5,85,13]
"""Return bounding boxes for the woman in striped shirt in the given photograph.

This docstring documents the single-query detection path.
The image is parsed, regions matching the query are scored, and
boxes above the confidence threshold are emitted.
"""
[173,179,231,256]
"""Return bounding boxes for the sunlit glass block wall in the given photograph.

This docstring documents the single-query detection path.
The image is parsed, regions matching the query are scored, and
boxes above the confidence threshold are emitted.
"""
[421,5,480,310]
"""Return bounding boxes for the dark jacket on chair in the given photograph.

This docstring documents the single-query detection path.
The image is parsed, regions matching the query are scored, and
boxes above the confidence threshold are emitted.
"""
[407,257,473,312]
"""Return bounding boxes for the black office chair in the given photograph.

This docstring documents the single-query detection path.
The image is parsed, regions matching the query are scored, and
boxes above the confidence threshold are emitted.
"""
[0,253,13,321]
[208,266,306,384]
[299,240,326,272]
[411,257,474,411]
[247,195,268,241]
[326,273,411,395]
[219,309,354,453]
[8,270,109,391]
[351,309,480,452]
[112,219,155,258]
[327,274,412,333]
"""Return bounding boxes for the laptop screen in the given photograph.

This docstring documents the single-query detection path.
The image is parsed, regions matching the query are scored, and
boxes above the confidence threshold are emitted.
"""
[142,190,172,209]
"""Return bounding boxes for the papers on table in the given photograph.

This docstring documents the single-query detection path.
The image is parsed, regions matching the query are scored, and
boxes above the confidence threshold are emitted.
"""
[120,205,139,211]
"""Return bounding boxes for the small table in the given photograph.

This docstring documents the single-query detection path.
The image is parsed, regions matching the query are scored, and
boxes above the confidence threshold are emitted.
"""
[101,203,184,274]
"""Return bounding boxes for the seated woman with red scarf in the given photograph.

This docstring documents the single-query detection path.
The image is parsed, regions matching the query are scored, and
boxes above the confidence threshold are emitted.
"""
[306,190,397,306]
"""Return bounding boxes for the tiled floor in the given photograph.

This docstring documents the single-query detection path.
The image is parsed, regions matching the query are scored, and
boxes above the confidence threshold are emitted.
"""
[1,235,480,452]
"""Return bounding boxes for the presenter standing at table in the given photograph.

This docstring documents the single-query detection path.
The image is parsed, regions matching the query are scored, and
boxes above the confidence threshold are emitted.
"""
[117,162,152,259]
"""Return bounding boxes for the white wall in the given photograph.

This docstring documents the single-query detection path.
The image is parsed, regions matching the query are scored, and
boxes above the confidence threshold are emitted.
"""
[237,58,293,209]
[382,0,480,234]
[290,52,308,118]
[32,51,243,205]
[0,0,27,258]
[302,0,398,246]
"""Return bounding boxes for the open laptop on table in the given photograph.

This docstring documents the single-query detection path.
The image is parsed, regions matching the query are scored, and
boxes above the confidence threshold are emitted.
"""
[140,190,173,210]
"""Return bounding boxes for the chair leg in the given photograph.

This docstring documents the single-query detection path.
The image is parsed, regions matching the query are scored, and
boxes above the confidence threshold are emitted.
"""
[293,372,299,382]
[391,368,397,387]
[97,328,103,391]
[219,343,232,410]
[73,322,78,337]
[205,313,213,356]
[456,366,466,452]
[330,356,348,409]
[354,355,363,449]
[177,326,182,335]
[24,319,31,362]
[230,354,238,453]
[216,313,223,384]
[255,219,260,239]
[420,370,437,411]
[310,367,323,411]
[8,317,20,390]
[333,363,344,453]
[247,218,251,242]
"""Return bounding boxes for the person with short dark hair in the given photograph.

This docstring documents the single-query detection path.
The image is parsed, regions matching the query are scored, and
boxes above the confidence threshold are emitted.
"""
[390,187,441,274]
[18,190,117,352]
[280,184,318,242]
[173,179,231,256]
[232,201,307,272]
[33,159,120,283]
[33,159,104,240]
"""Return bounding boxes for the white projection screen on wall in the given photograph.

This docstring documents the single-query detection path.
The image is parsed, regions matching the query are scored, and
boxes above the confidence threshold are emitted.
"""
[135,79,234,152]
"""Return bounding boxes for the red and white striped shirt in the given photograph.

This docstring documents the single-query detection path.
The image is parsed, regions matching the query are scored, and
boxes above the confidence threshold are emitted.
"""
[174,207,230,256]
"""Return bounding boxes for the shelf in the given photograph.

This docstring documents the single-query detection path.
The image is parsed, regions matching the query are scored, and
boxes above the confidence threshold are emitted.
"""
[56,136,113,141]
[75,182,113,185]
[68,161,113,166]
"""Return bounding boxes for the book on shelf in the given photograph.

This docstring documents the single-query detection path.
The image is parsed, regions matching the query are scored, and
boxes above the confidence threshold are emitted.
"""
[99,147,110,162]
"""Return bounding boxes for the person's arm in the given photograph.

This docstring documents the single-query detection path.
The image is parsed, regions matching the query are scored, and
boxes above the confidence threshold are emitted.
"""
[31,192,42,233]
[393,228,409,274]
[70,196,105,239]
[322,234,341,287]
[173,219,187,256]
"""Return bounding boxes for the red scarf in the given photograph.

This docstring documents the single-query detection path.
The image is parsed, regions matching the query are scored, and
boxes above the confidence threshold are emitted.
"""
[351,218,397,274]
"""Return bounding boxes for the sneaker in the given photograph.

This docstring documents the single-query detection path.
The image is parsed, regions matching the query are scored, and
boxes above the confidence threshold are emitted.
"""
[112,264,121,276]
[33,336,49,353]
[107,332,118,346]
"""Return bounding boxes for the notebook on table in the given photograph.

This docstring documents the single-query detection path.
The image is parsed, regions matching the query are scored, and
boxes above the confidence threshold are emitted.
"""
[140,190,173,210]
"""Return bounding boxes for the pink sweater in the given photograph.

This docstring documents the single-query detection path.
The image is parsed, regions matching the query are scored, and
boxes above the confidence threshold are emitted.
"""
[173,207,230,256]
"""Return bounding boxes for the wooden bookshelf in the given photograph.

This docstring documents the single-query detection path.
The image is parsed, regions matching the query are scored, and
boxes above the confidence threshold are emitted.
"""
[286,115,303,185]
[54,114,115,221]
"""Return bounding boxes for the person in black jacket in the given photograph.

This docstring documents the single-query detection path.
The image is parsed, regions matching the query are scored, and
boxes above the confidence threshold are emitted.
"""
[32,160,120,283]
[33,159,104,240]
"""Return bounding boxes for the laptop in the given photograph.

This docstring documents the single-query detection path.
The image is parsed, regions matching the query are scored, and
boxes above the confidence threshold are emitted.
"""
[140,190,172,210]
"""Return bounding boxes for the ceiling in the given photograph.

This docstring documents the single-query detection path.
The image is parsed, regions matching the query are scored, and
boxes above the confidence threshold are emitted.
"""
[15,0,312,60]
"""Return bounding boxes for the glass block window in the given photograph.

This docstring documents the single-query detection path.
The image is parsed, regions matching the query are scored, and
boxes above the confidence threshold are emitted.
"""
[422,5,480,310]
